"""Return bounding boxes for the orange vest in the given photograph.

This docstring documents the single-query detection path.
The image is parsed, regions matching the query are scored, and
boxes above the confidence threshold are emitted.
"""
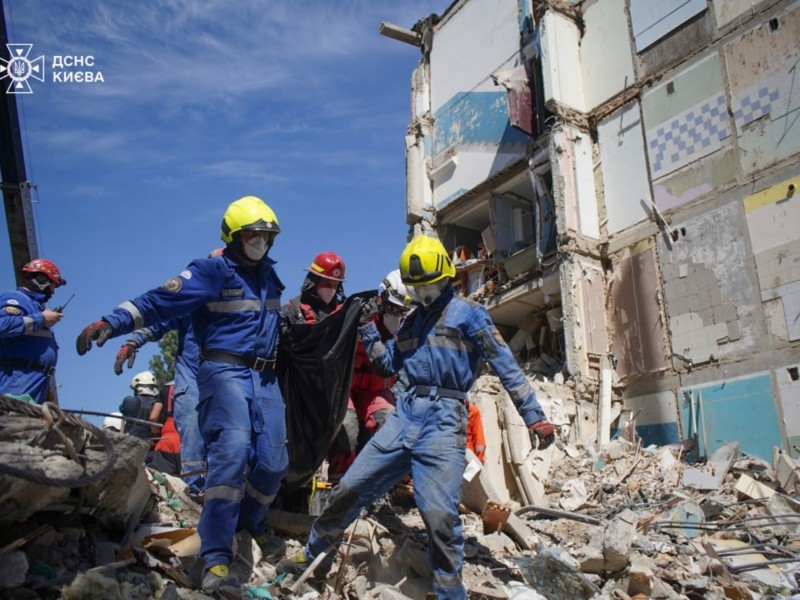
[154,384,180,454]
[466,403,486,463]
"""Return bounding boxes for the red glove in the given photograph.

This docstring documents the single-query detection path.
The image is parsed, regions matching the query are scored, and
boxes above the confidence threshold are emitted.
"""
[76,320,113,355]
[114,341,140,375]
[529,420,555,450]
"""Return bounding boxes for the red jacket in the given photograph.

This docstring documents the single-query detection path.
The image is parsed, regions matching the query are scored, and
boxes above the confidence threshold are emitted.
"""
[352,314,395,393]
[283,294,342,324]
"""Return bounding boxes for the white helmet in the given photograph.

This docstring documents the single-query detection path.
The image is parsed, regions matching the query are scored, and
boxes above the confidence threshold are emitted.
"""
[130,371,158,396]
[380,269,413,309]
[103,412,123,432]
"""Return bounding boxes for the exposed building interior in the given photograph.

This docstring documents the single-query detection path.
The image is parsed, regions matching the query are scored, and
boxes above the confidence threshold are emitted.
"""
[393,0,800,461]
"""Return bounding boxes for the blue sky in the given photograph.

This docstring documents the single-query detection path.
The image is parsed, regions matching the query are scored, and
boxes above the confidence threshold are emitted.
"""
[1,0,450,423]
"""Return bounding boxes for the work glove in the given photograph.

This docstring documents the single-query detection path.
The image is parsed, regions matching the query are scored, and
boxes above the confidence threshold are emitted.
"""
[76,320,113,356]
[359,297,380,325]
[114,340,140,375]
[529,419,555,450]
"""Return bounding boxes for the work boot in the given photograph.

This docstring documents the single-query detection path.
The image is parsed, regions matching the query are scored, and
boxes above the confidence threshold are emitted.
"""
[201,564,239,595]
[254,531,285,563]
[275,548,330,580]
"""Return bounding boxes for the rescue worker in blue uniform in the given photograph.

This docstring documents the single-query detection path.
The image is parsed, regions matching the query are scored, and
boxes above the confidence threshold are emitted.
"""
[76,196,287,594]
[114,311,205,498]
[0,259,67,404]
[277,235,555,600]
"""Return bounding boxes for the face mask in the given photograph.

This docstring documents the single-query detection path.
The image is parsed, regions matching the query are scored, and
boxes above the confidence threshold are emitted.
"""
[317,286,336,305]
[409,280,447,306]
[382,313,402,334]
[137,385,158,397]
[29,274,54,300]
[243,236,268,261]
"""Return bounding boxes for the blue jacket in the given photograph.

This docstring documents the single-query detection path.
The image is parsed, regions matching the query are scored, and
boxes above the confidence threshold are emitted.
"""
[0,287,58,403]
[360,286,547,426]
[102,253,284,359]
[127,314,199,375]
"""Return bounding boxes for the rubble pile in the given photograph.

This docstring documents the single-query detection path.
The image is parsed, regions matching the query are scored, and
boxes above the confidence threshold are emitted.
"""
[1,386,799,599]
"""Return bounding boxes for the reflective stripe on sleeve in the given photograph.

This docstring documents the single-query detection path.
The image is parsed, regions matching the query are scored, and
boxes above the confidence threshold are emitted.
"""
[22,316,35,334]
[366,340,387,363]
[119,301,145,329]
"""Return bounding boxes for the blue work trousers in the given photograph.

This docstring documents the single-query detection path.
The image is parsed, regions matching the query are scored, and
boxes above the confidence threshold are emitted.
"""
[307,392,467,599]
[197,363,288,569]
[172,358,205,495]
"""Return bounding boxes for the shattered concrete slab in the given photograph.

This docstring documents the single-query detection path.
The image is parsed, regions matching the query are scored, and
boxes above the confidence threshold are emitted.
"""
[2,374,800,599]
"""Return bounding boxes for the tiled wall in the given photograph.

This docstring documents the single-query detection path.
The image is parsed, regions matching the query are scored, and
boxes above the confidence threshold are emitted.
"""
[660,203,760,366]
[743,176,800,342]
[642,54,733,211]
[724,6,800,175]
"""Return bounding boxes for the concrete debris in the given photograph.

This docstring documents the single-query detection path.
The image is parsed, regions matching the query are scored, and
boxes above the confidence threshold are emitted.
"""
[2,379,800,599]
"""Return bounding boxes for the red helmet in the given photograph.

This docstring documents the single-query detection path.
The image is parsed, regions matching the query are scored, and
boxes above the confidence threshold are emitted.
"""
[22,259,66,286]
[305,252,345,281]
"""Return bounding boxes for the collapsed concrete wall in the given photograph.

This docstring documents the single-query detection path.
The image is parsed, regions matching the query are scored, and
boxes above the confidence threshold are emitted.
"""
[400,0,800,461]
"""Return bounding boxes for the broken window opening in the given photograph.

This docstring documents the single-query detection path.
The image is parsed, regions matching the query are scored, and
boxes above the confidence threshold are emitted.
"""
[440,217,500,299]
[530,57,553,138]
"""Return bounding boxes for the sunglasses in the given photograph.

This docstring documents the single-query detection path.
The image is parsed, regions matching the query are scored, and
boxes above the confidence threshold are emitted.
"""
[384,303,410,316]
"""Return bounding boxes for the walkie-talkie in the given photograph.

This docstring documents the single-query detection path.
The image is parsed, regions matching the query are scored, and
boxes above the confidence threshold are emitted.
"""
[54,294,75,313]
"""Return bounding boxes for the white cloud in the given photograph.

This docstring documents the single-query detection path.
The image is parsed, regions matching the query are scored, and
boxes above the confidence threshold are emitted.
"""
[205,159,290,183]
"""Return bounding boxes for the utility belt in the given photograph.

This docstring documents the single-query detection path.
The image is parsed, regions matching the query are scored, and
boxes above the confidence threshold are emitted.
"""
[200,349,276,372]
[411,385,468,404]
[0,357,56,376]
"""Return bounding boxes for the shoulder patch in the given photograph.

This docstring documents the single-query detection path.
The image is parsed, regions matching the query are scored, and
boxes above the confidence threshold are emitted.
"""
[492,327,506,347]
[162,277,183,293]
[3,306,21,315]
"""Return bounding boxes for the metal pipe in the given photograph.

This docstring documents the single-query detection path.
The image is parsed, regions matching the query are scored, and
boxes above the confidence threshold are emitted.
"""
[516,504,604,525]
[62,408,162,428]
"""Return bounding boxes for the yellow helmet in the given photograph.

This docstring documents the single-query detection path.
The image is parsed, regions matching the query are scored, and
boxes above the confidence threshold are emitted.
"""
[220,196,280,244]
[399,235,455,285]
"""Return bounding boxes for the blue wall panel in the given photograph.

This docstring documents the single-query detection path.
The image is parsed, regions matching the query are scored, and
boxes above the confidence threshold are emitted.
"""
[636,422,680,447]
[679,374,780,461]
[431,91,528,157]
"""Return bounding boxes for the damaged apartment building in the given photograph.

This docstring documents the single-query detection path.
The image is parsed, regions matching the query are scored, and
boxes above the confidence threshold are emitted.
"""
[382,0,800,463]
